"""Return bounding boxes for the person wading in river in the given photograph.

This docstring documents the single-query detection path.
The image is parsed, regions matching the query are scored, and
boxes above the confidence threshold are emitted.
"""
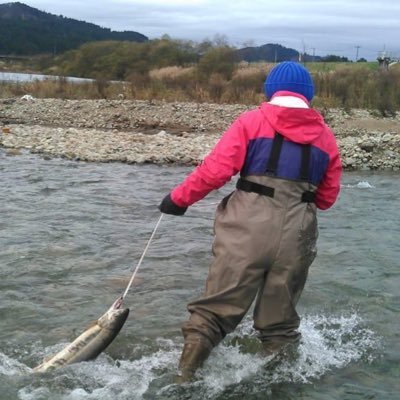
[159,61,342,382]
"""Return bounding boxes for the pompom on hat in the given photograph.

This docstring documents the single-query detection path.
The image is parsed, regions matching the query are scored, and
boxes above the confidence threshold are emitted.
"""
[264,61,314,101]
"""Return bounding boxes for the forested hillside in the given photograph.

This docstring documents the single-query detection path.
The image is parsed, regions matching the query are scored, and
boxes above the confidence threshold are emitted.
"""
[0,2,148,55]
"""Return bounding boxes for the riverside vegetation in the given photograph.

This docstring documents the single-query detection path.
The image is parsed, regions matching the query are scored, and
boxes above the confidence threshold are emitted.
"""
[1,39,400,113]
[0,39,399,171]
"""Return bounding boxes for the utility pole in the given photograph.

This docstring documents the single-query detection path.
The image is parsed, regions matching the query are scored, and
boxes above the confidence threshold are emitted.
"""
[311,47,316,63]
[301,40,306,66]
[355,45,361,62]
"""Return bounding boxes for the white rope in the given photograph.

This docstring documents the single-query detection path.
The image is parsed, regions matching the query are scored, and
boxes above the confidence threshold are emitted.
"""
[120,200,219,301]
[121,213,164,300]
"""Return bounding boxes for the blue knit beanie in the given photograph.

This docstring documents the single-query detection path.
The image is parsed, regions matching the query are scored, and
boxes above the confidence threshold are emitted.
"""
[265,61,314,101]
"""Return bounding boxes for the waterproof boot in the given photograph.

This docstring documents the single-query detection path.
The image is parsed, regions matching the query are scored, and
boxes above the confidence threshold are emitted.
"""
[175,341,212,383]
[261,333,301,357]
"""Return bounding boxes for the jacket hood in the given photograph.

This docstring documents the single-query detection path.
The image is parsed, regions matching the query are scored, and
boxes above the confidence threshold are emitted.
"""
[260,94,326,144]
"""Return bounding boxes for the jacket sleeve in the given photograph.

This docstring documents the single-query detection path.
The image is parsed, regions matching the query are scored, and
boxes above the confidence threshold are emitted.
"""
[315,134,342,210]
[170,117,248,207]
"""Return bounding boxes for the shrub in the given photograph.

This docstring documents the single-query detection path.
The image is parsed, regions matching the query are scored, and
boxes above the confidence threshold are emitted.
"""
[196,46,237,82]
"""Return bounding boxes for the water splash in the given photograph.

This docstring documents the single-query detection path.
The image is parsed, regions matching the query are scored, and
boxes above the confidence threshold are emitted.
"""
[6,312,379,400]
[0,353,31,376]
[342,181,375,189]
[266,313,379,384]
[16,340,181,400]
[185,313,380,398]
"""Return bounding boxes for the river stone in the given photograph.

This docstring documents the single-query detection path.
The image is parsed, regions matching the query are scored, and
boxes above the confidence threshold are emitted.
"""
[0,99,399,170]
[359,141,375,152]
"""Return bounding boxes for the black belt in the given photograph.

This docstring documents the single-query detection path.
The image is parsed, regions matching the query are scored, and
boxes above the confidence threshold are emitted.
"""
[236,178,315,203]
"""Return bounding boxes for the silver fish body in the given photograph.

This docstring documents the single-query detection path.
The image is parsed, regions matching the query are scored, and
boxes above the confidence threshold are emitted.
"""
[34,297,129,373]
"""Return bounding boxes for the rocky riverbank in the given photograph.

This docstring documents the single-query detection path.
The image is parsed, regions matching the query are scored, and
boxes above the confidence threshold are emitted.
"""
[1,97,399,171]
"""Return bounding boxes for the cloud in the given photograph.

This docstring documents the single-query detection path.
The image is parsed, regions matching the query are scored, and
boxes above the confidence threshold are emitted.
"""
[13,0,400,60]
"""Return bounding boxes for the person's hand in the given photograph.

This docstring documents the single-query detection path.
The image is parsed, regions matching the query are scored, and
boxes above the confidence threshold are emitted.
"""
[159,194,187,216]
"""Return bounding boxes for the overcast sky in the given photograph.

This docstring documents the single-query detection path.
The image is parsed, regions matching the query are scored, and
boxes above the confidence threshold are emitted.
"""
[8,0,400,61]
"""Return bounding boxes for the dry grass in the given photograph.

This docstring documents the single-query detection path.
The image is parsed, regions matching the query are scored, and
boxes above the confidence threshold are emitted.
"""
[1,63,399,114]
[149,66,194,80]
[235,61,273,76]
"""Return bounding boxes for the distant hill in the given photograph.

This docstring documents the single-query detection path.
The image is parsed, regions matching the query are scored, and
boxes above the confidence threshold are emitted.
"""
[236,43,323,63]
[0,2,148,55]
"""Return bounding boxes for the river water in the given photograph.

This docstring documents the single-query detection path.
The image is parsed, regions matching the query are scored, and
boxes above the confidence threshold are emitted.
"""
[0,149,399,399]
[0,72,93,84]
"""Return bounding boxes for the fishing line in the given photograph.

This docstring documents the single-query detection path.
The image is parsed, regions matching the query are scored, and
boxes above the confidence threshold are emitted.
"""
[121,213,164,300]
[121,200,219,300]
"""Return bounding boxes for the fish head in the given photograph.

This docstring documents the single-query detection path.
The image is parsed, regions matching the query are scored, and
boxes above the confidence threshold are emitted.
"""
[98,297,130,331]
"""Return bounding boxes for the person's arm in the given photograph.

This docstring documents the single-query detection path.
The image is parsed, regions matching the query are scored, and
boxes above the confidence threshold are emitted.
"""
[159,117,249,215]
[315,137,342,210]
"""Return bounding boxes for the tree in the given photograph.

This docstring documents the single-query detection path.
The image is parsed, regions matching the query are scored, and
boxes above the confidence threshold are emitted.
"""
[322,55,350,62]
[197,46,237,81]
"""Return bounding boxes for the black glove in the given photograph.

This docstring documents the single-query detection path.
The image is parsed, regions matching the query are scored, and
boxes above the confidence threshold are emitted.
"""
[159,193,187,216]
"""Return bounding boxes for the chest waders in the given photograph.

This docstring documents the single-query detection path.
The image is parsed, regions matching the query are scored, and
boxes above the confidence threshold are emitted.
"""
[178,133,319,381]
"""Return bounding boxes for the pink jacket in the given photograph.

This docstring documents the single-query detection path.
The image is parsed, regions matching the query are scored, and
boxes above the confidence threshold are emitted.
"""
[171,92,342,210]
